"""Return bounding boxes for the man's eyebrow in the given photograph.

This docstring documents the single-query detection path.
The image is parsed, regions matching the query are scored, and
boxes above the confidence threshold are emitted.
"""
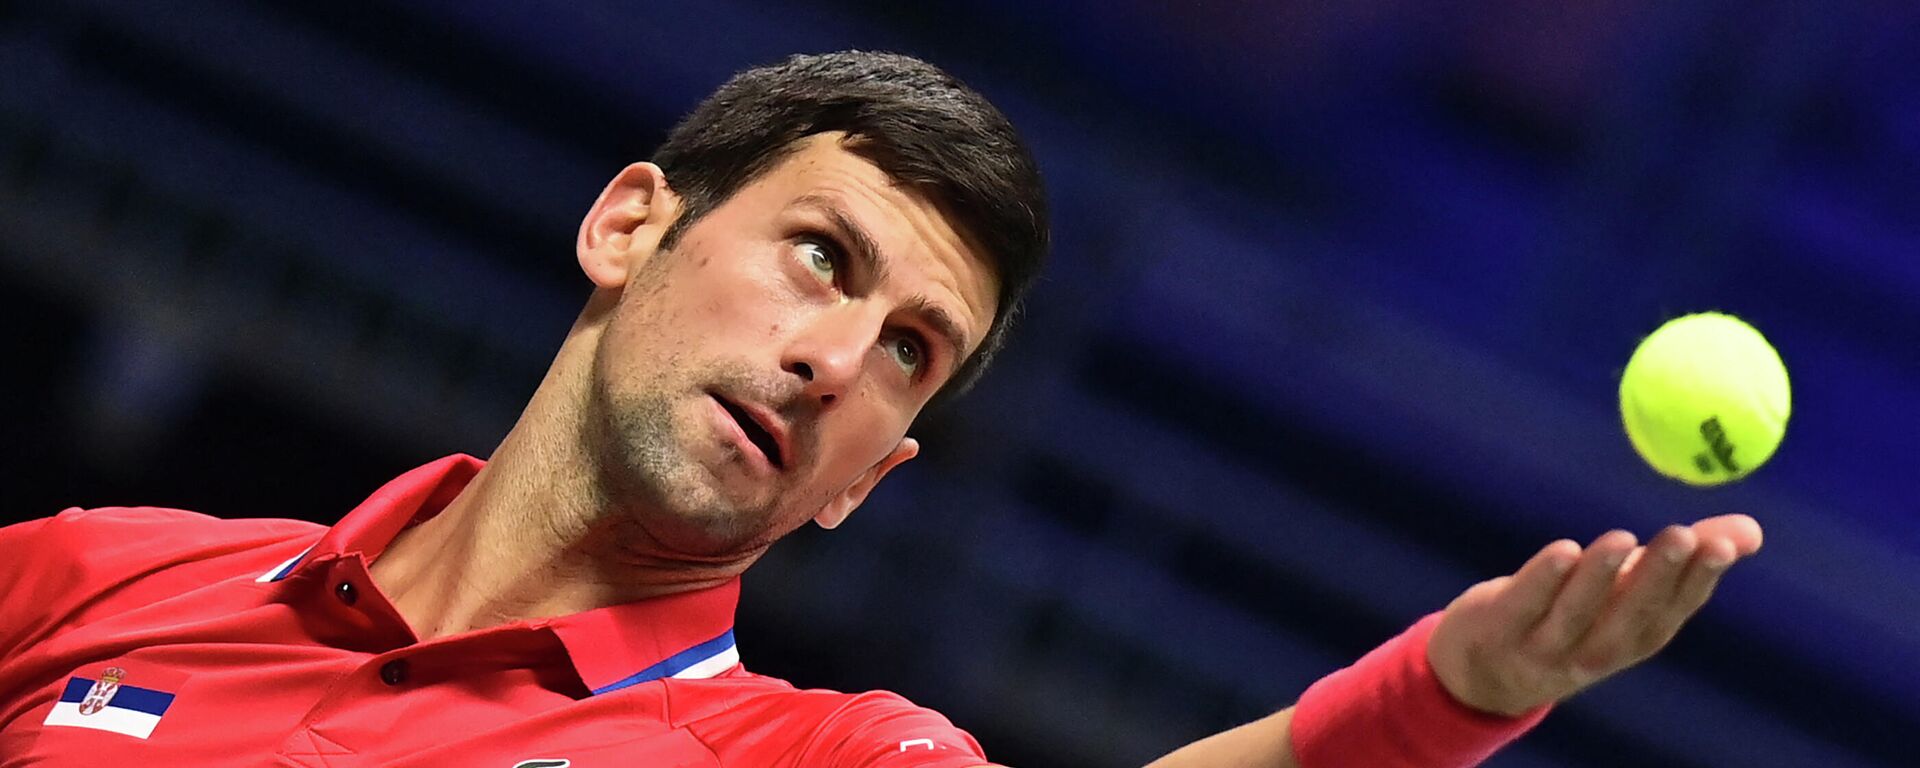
[796,194,888,287]
[902,295,973,372]
[794,193,975,366]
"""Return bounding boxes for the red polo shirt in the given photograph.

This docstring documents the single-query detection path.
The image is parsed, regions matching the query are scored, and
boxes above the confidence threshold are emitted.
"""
[0,456,994,767]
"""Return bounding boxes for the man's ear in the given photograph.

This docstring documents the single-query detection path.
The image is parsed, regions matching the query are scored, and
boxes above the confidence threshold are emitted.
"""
[577,162,679,289]
[815,437,920,530]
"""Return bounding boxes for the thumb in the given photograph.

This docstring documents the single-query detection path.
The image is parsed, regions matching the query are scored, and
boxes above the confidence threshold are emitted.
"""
[1689,514,1763,558]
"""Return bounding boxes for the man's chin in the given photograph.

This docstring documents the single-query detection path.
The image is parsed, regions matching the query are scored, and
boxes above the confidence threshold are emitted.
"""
[582,404,787,559]
[615,475,785,559]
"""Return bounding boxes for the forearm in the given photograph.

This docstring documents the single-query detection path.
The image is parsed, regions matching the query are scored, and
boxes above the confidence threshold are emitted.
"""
[1144,707,1298,768]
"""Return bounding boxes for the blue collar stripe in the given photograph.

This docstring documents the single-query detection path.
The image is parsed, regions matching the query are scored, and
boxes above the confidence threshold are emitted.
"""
[591,629,737,695]
[256,546,315,583]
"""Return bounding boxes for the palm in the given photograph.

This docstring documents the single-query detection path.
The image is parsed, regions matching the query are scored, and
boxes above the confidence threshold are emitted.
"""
[1427,515,1764,716]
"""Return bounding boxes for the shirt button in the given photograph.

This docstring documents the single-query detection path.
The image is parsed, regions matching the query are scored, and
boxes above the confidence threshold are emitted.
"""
[380,659,409,686]
[333,581,358,606]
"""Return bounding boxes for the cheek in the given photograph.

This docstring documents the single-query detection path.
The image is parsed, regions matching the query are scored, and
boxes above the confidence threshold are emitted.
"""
[627,258,763,346]
[606,286,686,358]
[816,407,909,474]
[686,254,797,328]
[596,271,715,383]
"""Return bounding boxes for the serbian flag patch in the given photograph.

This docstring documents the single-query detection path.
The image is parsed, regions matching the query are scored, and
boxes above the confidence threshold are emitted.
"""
[42,666,184,739]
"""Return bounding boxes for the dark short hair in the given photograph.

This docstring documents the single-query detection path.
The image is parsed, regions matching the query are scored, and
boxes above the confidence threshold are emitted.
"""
[651,51,1048,401]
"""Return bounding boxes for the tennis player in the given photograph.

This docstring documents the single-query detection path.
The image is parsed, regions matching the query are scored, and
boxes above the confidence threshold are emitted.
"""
[0,51,1760,767]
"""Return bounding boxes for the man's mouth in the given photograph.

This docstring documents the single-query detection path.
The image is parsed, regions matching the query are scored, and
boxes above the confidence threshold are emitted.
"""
[713,395,785,470]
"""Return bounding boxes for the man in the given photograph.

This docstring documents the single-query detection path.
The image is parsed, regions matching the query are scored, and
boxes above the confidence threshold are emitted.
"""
[0,52,1759,767]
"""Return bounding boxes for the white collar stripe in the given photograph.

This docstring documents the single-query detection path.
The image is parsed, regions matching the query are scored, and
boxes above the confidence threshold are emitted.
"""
[669,643,740,680]
[590,629,738,695]
[254,546,314,583]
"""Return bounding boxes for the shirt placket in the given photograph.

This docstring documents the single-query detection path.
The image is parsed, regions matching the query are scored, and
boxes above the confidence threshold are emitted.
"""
[273,555,421,767]
[271,554,574,767]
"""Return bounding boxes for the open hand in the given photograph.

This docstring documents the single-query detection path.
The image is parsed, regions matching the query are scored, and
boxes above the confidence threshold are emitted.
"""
[1426,515,1764,717]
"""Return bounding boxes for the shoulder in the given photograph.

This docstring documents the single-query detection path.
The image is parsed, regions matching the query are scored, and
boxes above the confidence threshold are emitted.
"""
[14,505,319,567]
[795,687,994,768]
[25,504,284,537]
[0,507,322,655]
[3,505,323,595]
[667,673,992,768]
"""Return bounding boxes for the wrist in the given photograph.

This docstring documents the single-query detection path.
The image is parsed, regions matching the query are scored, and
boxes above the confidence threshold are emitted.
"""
[1430,654,1536,719]
[1290,613,1550,768]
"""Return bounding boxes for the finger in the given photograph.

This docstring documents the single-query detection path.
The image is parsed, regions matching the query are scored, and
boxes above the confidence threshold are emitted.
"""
[1689,514,1763,558]
[1526,530,1638,656]
[1617,546,1645,577]
[1616,536,1735,666]
[1669,536,1736,620]
[1486,539,1580,640]
[1569,525,1698,670]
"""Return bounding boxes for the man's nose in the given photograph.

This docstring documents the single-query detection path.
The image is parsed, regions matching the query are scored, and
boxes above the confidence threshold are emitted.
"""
[781,305,878,406]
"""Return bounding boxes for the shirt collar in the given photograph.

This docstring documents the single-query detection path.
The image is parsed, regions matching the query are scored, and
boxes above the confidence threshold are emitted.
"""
[261,454,742,694]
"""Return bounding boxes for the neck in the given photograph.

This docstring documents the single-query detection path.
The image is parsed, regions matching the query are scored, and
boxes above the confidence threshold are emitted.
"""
[370,297,742,640]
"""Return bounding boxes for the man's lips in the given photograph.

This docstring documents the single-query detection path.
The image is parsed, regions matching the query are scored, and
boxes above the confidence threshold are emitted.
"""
[711,393,788,470]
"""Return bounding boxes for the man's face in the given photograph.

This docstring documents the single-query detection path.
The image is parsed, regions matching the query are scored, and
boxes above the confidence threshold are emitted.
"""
[581,133,998,559]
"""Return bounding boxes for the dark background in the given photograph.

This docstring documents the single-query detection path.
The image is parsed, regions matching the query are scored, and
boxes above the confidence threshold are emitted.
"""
[3,1,1918,766]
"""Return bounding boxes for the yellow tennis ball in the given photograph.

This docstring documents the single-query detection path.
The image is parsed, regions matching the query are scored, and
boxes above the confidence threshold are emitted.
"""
[1619,312,1791,486]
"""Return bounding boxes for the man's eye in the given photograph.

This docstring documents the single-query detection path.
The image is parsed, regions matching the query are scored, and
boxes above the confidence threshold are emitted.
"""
[887,335,924,377]
[795,239,837,285]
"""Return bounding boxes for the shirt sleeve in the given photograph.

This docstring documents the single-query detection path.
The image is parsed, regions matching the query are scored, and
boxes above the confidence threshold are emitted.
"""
[798,691,999,768]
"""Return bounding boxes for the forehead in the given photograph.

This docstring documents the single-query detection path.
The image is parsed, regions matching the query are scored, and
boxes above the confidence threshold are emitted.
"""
[721,134,1000,354]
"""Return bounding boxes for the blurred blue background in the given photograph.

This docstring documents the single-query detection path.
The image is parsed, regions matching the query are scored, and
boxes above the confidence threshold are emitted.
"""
[2,1,1917,765]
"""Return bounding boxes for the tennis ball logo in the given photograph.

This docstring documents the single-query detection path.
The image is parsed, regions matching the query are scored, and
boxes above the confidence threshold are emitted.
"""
[1694,416,1738,475]
[1619,313,1790,486]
